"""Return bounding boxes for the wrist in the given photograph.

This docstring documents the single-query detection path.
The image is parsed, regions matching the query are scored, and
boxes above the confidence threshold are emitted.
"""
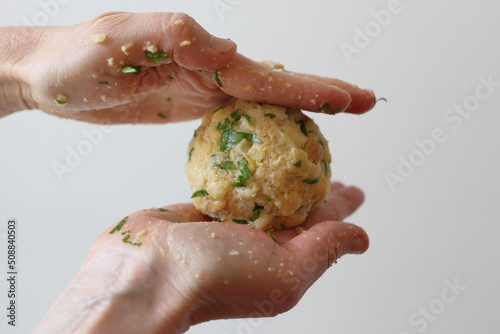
[0,26,41,116]
[35,229,198,334]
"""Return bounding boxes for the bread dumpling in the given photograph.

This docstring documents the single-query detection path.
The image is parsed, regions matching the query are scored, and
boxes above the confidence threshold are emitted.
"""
[186,99,331,231]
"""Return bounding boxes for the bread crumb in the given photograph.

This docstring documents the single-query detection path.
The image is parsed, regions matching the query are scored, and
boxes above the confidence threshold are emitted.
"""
[211,232,216,238]
[83,98,89,102]
[180,40,191,47]
[136,230,146,238]
[143,41,158,53]
[90,34,106,43]
[56,94,67,103]
[107,58,115,67]
[121,42,134,55]
[244,84,255,92]
[174,19,185,26]
[229,250,240,256]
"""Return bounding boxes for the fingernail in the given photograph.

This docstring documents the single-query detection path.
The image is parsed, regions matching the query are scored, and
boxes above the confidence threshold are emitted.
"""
[350,234,369,254]
[210,36,235,53]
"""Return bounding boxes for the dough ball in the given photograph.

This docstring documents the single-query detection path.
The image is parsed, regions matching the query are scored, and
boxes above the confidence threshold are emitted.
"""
[185,100,331,231]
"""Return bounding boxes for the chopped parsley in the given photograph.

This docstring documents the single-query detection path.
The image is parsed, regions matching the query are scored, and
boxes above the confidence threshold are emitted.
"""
[237,158,251,178]
[319,139,324,147]
[322,160,329,174]
[214,106,223,113]
[109,216,129,234]
[157,112,167,119]
[232,218,248,224]
[214,70,223,87]
[234,158,251,187]
[268,197,273,202]
[166,97,172,102]
[99,81,108,85]
[122,233,142,247]
[216,160,235,170]
[191,190,209,198]
[54,98,67,105]
[188,147,194,161]
[250,203,264,222]
[331,107,342,115]
[171,221,181,224]
[299,121,308,136]
[244,114,253,124]
[294,160,302,167]
[145,51,169,65]
[230,110,241,121]
[218,118,261,153]
[121,66,142,74]
[267,228,277,243]
[158,208,168,211]
[303,177,320,185]
[194,129,198,137]
[376,97,388,104]
[319,103,330,112]
[265,113,276,119]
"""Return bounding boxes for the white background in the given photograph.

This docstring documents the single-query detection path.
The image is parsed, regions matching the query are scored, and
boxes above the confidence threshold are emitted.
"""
[1,0,499,333]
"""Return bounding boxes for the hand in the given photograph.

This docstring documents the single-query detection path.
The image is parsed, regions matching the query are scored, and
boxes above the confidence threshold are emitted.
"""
[34,182,368,334]
[10,12,375,123]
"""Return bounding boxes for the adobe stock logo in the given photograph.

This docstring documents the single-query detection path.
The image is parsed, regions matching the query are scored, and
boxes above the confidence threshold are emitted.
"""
[384,74,499,192]
[21,0,73,26]
[339,0,410,63]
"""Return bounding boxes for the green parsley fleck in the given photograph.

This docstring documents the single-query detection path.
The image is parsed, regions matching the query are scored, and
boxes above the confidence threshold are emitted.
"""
[194,129,198,137]
[250,204,264,222]
[214,106,223,113]
[188,147,194,162]
[121,66,142,74]
[54,97,67,105]
[157,112,167,119]
[319,139,324,147]
[331,107,342,115]
[145,51,169,65]
[166,97,172,102]
[303,177,320,185]
[218,118,261,153]
[294,160,302,168]
[319,103,330,112]
[216,160,235,170]
[265,113,276,119]
[232,218,248,224]
[237,158,251,179]
[267,229,277,243]
[171,221,181,224]
[322,160,329,174]
[244,114,253,124]
[268,197,273,202]
[158,208,168,211]
[109,216,129,234]
[191,190,209,198]
[299,121,308,136]
[99,81,108,85]
[197,69,203,72]
[234,175,246,187]
[376,97,388,104]
[230,110,241,121]
[121,233,142,247]
[214,70,223,87]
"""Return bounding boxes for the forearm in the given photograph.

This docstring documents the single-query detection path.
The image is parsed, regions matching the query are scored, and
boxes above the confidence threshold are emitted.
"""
[0,26,41,116]
[34,240,195,334]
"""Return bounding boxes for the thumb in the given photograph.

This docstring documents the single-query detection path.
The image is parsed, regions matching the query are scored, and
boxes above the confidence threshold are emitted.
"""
[86,12,237,70]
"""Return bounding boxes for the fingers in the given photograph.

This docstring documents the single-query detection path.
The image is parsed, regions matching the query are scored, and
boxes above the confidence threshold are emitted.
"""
[292,73,376,114]
[216,53,352,113]
[86,12,237,71]
[302,182,365,229]
[282,221,369,287]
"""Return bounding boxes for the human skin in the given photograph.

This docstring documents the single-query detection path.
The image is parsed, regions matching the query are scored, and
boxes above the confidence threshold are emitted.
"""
[0,11,374,333]
[0,12,375,123]
[33,182,368,334]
